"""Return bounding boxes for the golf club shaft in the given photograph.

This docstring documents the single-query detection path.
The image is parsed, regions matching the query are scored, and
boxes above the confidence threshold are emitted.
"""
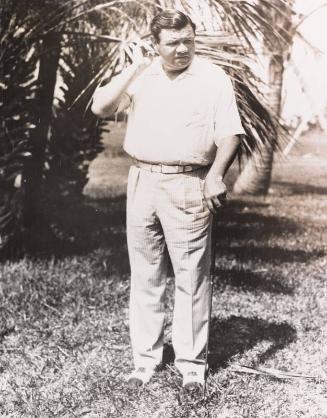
[202,215,217,398]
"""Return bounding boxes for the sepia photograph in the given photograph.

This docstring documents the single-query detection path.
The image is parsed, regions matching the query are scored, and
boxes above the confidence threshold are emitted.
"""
[1,0,326,416]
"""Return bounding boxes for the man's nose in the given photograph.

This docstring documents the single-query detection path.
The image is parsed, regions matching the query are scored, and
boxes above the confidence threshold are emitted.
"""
[176,42,188,54]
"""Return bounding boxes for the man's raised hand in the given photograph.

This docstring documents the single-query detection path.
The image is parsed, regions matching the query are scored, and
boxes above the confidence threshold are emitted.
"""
[124,39,154,73]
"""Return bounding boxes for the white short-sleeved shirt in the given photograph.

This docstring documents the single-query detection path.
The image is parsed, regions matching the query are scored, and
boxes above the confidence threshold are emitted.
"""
[123,57,245,165]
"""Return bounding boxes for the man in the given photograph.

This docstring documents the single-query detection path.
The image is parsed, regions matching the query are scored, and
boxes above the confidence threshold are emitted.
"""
[92,9,245,391]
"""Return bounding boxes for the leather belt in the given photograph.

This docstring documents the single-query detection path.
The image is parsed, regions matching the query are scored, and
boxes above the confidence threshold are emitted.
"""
[133,159,206,174]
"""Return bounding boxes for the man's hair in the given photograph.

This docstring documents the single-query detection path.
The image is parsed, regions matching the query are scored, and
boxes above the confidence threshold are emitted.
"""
[150,9,196,43]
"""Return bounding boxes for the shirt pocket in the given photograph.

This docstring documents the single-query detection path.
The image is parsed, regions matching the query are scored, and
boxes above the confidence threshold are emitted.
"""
[185,108,207,128]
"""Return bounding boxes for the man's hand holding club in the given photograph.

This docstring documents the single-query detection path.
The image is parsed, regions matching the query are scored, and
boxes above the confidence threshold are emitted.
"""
[204,174,227,213]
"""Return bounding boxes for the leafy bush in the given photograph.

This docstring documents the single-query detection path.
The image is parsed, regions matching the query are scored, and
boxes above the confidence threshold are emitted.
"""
[0,3,108,256]
[0,3,38,254]
[46,37,108,198]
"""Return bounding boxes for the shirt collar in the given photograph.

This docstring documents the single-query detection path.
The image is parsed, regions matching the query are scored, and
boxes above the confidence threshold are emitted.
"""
[147,56,198,78]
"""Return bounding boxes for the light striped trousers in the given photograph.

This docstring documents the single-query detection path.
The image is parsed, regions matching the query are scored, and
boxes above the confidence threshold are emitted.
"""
[127,165,213,378]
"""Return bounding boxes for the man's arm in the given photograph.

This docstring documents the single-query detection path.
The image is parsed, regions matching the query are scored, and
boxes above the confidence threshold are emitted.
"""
[91,45,152,118]
[204,135,241,213]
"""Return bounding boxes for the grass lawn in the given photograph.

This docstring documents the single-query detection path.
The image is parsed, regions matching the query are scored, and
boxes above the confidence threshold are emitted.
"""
[0,127,327,417]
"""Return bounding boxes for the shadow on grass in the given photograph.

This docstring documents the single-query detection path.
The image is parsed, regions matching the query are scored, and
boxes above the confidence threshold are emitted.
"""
[21,195,324,284]
[24,194,127,257]
[208,315,296,371]
[214,267,294,295]
[162,315,296,372]
[213,200,324,265]
[273,181,327,196]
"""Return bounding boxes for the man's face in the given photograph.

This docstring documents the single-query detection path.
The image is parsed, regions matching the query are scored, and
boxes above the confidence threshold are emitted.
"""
[155,24,195,72]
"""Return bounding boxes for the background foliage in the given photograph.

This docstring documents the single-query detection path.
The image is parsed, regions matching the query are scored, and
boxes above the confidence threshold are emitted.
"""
[1,0,294,257]
[0,1,38,253]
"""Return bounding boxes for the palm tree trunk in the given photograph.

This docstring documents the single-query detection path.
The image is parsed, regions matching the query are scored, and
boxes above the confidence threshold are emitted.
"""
[233,54,284,194]
[233,0,294,195]
[22,32,61,227]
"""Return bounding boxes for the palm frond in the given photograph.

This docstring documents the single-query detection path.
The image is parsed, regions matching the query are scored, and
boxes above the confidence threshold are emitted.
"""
[0,1,40,255]
[46,35,107,197]
[66,0,292,155]
[294,2,327,31]
[230,364,322,381]
[1,0,300,251]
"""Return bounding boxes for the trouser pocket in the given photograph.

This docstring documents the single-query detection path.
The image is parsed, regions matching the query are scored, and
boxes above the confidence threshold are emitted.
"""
[127,165,140,208]
[183,168,210,218]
